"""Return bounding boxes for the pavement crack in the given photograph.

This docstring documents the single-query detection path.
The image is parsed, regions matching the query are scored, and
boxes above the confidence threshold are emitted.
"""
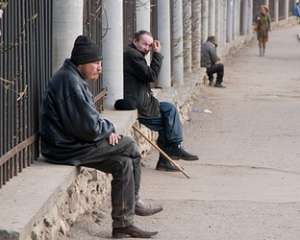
[199,163,300,176]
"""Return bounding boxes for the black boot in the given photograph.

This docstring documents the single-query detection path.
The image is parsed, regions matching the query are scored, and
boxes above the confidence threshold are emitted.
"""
[214,83,226,88]
[112,225,158,238]
[135,200,163,216]
[168,144,199,161]
[156,155,179,172]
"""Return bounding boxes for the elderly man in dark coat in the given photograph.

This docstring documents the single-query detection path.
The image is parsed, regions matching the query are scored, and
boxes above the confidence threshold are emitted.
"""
[122,30,199,172]
[40,35,162,238]
[201,36,225,88]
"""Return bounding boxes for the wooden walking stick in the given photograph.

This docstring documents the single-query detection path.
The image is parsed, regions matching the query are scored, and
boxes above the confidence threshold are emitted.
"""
[132,125,190,179]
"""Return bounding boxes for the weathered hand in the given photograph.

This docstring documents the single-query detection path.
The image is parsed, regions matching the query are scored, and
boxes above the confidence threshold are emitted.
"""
[152,40,161,53]
[108,133,122,146]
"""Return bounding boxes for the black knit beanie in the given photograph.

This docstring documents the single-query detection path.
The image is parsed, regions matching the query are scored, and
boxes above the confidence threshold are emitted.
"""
[71,35,102,65]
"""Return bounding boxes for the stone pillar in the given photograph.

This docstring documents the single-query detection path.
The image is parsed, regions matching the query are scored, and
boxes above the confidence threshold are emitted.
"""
[183,0,192,72]
[52,0,83,72]
[232,0,236,40]
[284,0,290,20]
[215,0,221,41]
[208,0,216,36]
[157,0,171,88]
[248,0,253,34]
[192,0,202,70]
[136,0,151,31]
[102,0,123,108]
[226,0,233,42]
[172,0,184,85]
[201,0,209,42]
[136,0,151,64]
[265,0,270,6]
[235,0,241,38]
[274,0,279,23]
[242,0,248,35]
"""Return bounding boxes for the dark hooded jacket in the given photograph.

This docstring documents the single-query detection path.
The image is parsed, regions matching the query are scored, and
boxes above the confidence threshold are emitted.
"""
[123,44,163,118]
[40,59,115,165]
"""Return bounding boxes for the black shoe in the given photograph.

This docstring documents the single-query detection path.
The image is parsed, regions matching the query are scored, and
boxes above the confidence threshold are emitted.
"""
[209,81,214,86]
[168,145,199,161]
[214,83,226,88]
[135,200,163,216]
[156,156,179,172]
[112,225,158,238]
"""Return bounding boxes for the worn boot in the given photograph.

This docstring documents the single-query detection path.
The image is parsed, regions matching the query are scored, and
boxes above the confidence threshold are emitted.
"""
[156,155,179,171]
[168,144,199,161]
[112,225,158,238]
[135,199,163,216]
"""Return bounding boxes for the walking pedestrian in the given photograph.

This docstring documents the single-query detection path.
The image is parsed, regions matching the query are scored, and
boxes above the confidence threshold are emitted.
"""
[293,2,300,24]
[255,5,272,57]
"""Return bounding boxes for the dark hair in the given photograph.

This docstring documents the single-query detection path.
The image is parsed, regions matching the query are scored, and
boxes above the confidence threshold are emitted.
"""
[134,30,153,41]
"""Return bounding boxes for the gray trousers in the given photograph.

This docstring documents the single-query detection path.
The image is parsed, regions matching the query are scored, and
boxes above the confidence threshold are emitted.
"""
[80,136,141,228]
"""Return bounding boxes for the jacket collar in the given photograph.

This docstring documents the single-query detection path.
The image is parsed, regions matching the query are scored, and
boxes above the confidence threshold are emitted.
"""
[128,43,146,56]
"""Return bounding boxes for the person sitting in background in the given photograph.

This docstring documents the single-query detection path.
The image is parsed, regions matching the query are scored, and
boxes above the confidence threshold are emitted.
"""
[40,35,162,239]
[201,36,225,88]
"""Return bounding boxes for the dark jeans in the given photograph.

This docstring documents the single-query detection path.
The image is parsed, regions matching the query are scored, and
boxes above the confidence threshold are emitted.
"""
[80,136,141,228]
[138,102,183,153]
[206,63,224,84]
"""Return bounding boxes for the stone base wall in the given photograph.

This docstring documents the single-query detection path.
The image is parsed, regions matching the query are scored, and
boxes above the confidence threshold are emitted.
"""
[28,169,111,240]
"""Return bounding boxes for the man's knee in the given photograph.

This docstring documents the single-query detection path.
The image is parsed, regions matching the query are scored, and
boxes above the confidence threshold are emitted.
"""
[160,102,177,114]
[121,136,141,159]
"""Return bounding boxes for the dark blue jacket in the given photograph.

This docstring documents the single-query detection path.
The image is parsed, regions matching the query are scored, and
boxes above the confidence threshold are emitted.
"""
[40,59,114,165]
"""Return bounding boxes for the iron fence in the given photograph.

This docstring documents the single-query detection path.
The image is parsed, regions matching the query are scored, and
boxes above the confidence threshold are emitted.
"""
[83,0,105,112]
[0,0,52,188]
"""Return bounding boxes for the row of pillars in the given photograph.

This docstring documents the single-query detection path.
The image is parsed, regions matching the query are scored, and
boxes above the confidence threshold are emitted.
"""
[265,0,293,23]
[51,0,258,108]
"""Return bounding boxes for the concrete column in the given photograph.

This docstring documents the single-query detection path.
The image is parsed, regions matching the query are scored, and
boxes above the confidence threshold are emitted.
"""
[136,0,151,31]
[248,0,253,34]
[284,0,290,20]
[235,0,241,38]
[52,0,83,72]
[208,0,216,36]
[157,0,171,88]
[265,0,270,6]
[226,0,233,42]
[274,0,279,23]
[201,0,209,42]
[242,0,248,35]
[215,0,221,41]
[192,0,202,70]
[136,0,151,64]
[232,0,236,40]
[183,0,192,72]
[102,0,123,108]
[172,0,184,85]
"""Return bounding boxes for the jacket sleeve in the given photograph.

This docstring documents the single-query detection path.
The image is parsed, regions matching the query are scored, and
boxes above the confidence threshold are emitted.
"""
[59,88,115,142]
[129,51,163,83]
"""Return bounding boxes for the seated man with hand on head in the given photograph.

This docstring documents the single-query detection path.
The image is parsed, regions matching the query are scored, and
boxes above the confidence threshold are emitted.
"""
[40,35,162,239]
[121,30,199,172]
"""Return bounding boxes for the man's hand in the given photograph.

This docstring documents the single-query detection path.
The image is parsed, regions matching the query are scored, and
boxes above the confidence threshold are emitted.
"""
[108,133,122,146]
[152,40,161,53]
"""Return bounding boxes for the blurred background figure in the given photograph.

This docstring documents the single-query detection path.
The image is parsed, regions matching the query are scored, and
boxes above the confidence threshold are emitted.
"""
[255,5,271,57]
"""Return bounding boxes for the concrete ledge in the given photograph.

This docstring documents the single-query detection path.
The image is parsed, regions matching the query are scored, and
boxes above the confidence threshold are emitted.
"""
[0,110,137,240]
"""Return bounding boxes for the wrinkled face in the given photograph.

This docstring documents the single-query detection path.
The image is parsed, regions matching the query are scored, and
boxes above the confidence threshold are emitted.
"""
[78,61,102,81]
[133,34,154,55]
